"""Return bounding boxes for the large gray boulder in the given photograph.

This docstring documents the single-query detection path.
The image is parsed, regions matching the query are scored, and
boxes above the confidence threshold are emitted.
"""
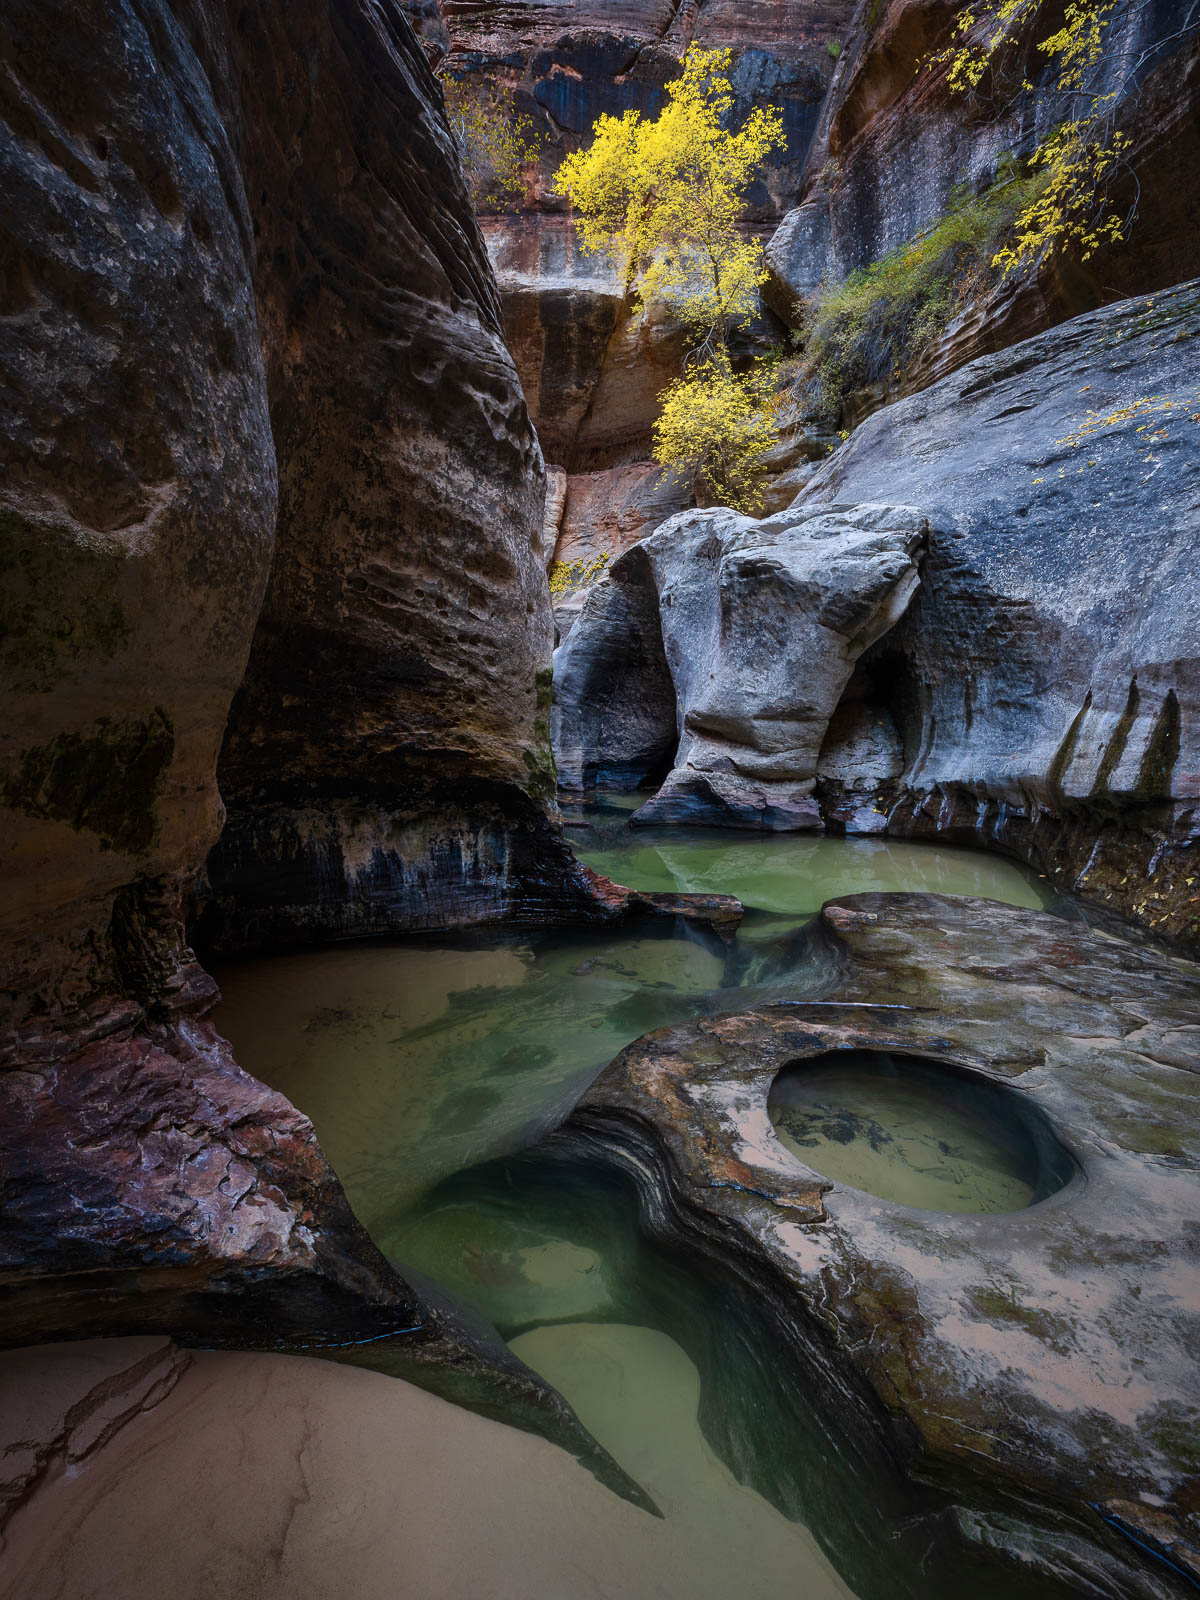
[552,545,678,794]
[799,276,1200,949]
[553,503,926,826]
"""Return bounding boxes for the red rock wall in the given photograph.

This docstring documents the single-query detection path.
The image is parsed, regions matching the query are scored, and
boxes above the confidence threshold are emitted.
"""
[439,0,854,542]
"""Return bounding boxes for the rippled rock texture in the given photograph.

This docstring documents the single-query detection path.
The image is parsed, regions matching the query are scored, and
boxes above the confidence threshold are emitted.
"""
[194,0,586,954]
[555,893,1200,1598]
[0,1,686,1477]
[765,0,1200,408]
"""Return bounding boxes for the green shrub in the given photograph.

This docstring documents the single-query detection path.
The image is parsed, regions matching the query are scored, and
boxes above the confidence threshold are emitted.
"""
[828,39,842,59]
[801,166,1048,420]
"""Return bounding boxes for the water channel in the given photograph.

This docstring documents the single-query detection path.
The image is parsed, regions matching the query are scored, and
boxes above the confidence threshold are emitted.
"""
[214,799,1059,1599]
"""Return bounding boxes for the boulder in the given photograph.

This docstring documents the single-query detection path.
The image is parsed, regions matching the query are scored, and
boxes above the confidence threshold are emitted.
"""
[552,502,927,825]
[550,893,1200,1598]
[800,276,1200,950]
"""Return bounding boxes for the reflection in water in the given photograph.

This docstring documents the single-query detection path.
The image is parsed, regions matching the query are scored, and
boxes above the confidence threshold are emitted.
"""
[214,815,1060,1600]
[570,799,1048,923]
[768,1050,1074,1213]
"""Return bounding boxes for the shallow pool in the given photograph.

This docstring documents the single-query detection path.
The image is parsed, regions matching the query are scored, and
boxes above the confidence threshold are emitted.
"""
[213,810,1058,1600]
[768,1048,1075,1213]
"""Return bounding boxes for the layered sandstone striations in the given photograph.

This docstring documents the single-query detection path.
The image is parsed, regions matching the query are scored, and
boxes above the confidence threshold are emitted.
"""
[765,0,1200,414]
[0,1,705,1480]
[549,894,1200,1598]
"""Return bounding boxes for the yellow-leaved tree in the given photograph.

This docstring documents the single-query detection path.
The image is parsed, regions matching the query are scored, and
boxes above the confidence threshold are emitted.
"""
[554,48,785,511]
[441,76,540,205]
[931,1,1199,271]
[654,364,783,514]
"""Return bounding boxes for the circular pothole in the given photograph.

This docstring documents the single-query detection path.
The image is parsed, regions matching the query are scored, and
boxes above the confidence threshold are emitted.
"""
[767,1049,1074,1214]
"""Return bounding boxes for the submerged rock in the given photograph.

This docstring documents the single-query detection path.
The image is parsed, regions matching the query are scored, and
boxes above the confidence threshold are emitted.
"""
[552,893,1200,1597]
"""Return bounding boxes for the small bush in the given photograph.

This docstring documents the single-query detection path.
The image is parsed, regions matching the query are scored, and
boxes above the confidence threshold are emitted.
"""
[801,166,1048,419]
[548,552,610,597]
[828,39,843,60]
[442,78,540,203]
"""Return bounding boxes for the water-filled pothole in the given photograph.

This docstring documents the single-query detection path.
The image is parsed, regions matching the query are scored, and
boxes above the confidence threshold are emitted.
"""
[767,1050,1075,1214]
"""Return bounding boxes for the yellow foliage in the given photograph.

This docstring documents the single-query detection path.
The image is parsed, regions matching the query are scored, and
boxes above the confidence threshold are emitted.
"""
[548,552,610,596]
[442,78,540,202]
[929,2,1141,271]
[552,48,784,342]
[653,359,782,515]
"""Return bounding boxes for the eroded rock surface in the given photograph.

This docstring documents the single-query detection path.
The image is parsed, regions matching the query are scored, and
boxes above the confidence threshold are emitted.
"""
[0,0,705,1483]
[801,277,1200,949]
[194,0,598,954]
[554,503,926,826]
[766,0,1200,411]
[557,893,1200,1597]
[0,1336,864,1600]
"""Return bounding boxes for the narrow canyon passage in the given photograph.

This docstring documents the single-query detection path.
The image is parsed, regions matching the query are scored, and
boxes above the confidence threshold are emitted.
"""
[197,820,1056,1600]
[3,0,1198,1594]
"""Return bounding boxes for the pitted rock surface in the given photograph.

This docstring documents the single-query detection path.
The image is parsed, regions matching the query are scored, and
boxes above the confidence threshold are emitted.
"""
[563,893,1200,1597]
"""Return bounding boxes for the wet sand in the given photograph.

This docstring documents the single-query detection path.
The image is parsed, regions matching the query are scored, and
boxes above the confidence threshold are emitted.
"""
[1,1334,855,1600]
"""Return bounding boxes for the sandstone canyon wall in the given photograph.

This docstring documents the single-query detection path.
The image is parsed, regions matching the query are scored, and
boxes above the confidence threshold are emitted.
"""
[192,0,606,955]
[0,0,661,1482]
[800,278,1200,950]
[766,0,1200,416]
[442,0,1200,616]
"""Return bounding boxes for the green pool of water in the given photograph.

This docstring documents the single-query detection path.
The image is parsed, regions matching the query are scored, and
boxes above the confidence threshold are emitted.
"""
[568,796,1047,924]
[509,1322,855,1600]
[213,817,1057,1600]
[768,1049,1074,1214]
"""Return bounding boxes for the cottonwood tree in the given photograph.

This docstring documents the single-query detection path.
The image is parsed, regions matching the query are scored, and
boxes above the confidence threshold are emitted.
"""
[554,48,784,512]
[931,0,1200,270]
[441,76,540,204]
